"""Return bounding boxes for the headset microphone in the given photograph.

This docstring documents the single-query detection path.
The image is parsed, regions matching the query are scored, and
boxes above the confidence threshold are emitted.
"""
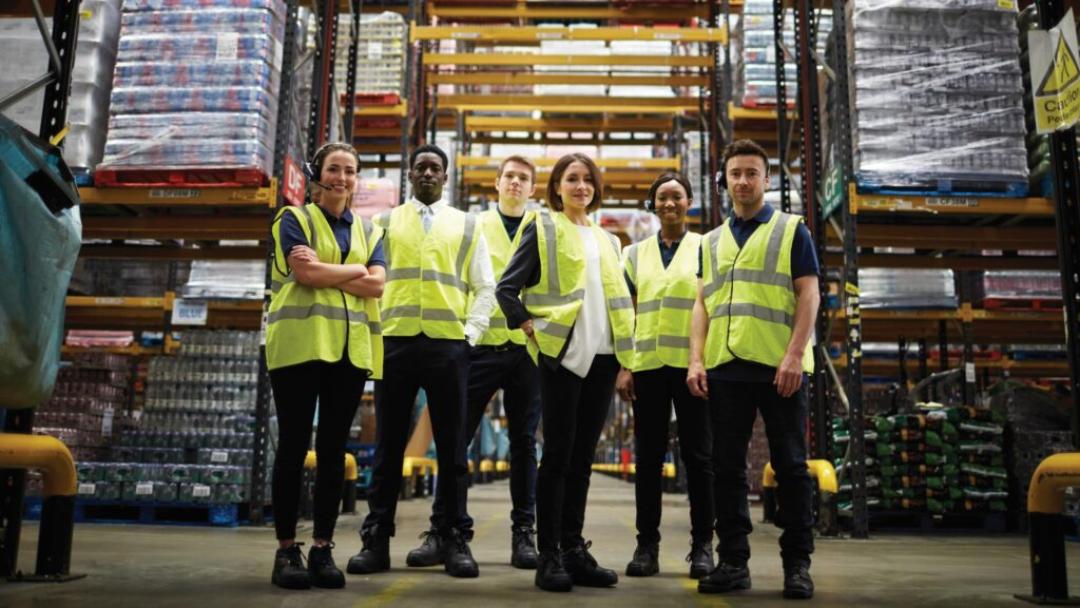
[303,160,333,190]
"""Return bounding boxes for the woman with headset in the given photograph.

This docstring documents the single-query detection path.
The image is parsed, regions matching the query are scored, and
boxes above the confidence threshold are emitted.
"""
[496,153,635,592]
[617,172,714,580]
[266,143,386,590]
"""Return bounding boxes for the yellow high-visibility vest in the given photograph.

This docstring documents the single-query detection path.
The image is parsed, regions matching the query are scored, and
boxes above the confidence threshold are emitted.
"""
[522,209,635,368]
[375,203,479,340]
[701,209,814,372]
[473,208,536,346]
[623,232,702,371]
[267,203,384,378]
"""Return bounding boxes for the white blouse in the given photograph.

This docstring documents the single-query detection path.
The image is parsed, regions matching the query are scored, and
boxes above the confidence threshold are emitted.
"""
[560,225,614,378]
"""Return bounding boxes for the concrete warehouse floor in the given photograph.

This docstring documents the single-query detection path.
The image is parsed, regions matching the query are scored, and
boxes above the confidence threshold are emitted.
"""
[1,474,1073,607]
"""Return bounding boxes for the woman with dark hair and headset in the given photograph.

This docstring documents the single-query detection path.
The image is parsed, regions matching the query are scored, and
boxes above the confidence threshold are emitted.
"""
[265,142,386,590]
[496,152,635,592]
[617,172,714,580]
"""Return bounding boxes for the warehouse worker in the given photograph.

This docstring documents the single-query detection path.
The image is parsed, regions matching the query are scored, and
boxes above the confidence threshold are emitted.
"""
[497,153,635,593]
[420,155,542,569]
[266,142,385,590]
[688,139,820,600]
[617,172,714,580]
[348,144,494,579]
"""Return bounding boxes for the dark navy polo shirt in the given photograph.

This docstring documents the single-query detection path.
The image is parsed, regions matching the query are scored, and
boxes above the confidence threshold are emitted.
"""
[696,204,820,383]
[498,208,526,241]
[279,205,385,267]
[625,231,686,297]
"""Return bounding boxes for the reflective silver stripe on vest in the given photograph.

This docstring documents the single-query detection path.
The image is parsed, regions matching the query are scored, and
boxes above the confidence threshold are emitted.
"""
[535,318,572,339]
[624,242,639,286]
[638,299,662,313]
[421,308,464,323]
[422,269,467,292]
[268,302,351,324]
[731,268,792,288]
[522,290,585,307]
[608,296,633,310]
[488,317,508,330]
[763,212,795,273]
[540,211,559,295]
[637,335,691,352]
[361,218,375,251]
[387,267,421,281]
[702,230,724,299]
[271,276,294,295]
[298,205,317,251]
[710,302,792,326]
[383,304,421,319]
[615,337,635,352]
[662,296,695,310]
[368,321,382,335]
[454,213,477,280]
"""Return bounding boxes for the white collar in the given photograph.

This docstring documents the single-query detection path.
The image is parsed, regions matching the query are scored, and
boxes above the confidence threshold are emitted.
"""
[409,197,448,213]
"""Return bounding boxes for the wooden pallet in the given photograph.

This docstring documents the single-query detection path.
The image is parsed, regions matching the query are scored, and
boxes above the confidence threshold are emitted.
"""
[94,167,268,188]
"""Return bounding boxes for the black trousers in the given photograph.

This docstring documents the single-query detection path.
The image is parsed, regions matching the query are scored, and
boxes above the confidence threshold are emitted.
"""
[709,379,814,568]
[632,366,714,545]
[431,344,540,532]
[361,335,470,538]
[269,358,368,541]
[536,354,619,553]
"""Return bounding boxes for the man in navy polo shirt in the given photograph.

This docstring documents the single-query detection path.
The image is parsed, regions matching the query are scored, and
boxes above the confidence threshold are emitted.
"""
[688,139,821,600]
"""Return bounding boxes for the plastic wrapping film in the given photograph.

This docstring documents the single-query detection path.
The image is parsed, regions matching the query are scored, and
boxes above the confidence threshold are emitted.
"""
[99,0,284,178]
[982,270,1063,299]
[0,0,122,171]
[334,11,406,97]
[734,0,833,107]
[857,269,958,309]
[181,261,266,299]
[848,0,1028,190]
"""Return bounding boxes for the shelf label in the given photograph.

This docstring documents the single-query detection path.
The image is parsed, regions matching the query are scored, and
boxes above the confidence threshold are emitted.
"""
[451,32,480,39]
[216,33,239,62]
[653,32,683,40]
[282,156,306,207]
[193,484,212,498]
[965,362,976,383]
[78,483,97,496]
[135,482,154,496]
[149,189,201,199]
[172,299,208,326]
[211,450,229,464]
[535,32,564,40]
[1029,9,1080,133]
[821,165,844,218]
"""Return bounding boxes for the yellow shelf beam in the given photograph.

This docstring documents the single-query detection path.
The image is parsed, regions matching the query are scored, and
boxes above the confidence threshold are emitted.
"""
[457,155,679,170]
[426,72,709,87]
[412,25,726,43]
[822,251,1061,271]
[78,180,277,208]
[425,1,717,20]
[424,53,713,68]
[354,102,408,117]
[82,215,268,241]
[463,169,663,185]
[436,94,699,113]
[849,184,1055,217]
[469,134,667,146]
[824,222,1056,251]
[78,244,267,261]
[465,115,679,133]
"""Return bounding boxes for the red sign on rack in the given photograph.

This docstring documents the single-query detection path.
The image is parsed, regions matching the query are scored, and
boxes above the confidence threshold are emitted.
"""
[283,156,306,206]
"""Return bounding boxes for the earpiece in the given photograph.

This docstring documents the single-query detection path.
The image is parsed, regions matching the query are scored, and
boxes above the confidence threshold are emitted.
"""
[644,199,655,212]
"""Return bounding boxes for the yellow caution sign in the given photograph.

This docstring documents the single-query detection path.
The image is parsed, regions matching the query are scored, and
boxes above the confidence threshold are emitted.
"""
[1030,9,1080,133]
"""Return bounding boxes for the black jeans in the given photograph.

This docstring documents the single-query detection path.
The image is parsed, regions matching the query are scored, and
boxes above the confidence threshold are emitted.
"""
[269,358,368,541]
[536,354,619,553]
[709,379,814,568]
[361,335,470,538]
[431,344,540,532]
[632,366,714,545]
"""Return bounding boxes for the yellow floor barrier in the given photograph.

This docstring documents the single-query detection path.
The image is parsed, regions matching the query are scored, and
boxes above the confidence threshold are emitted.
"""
[1017,453,1080,604]
[761,459,839,536]
[303,451,359,513]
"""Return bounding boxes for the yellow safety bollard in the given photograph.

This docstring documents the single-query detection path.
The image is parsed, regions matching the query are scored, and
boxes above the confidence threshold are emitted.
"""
[1016,453,1080,604]
[761,459,839,536]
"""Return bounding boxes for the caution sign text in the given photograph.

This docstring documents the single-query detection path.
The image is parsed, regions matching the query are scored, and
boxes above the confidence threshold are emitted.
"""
[1029,9,1080,133]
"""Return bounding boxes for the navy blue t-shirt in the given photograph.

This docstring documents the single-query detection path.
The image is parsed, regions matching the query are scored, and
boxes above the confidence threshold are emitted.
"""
[696,204,819,382]
[624,232,686,296]
[278,205,385,267]
[498,209,526,241]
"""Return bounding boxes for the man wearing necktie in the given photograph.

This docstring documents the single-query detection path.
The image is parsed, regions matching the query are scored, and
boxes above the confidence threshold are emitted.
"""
[348,144,496,579]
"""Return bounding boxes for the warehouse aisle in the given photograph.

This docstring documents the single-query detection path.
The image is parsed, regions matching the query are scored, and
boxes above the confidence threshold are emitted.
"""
[2,474,1066,607]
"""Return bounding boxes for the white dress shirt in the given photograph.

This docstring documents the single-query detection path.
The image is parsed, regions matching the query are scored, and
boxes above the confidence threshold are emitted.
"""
[560,225,614,378]
[408,198,495,345]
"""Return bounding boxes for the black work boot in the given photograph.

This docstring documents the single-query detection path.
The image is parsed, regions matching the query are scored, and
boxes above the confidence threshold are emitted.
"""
[783,565,814,599]
[308,543,346,589]
[535,550,573,592]
[511,527,539,569]
[406,529,444,567]
[443,529,480,578]
[562,541,618,587]
[698,562,751,594]
[347,531,390,574]
[687,540,714,579]
[271,543,311,590]
[625,542,659,577]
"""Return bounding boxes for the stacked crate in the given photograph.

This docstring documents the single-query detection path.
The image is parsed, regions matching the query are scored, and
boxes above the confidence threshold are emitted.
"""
[334,11,406,102]
[874,413,960,513]
[734,0,832,108]
[97,0,286,186]
[847,0,1028,194]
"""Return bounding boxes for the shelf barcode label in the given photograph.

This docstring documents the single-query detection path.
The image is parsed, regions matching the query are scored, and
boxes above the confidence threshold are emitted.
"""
[135,482,154,496]
[78,483,96,495]
[193,484,212,498]
[149,189,201,199]
[211,451,229,464]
